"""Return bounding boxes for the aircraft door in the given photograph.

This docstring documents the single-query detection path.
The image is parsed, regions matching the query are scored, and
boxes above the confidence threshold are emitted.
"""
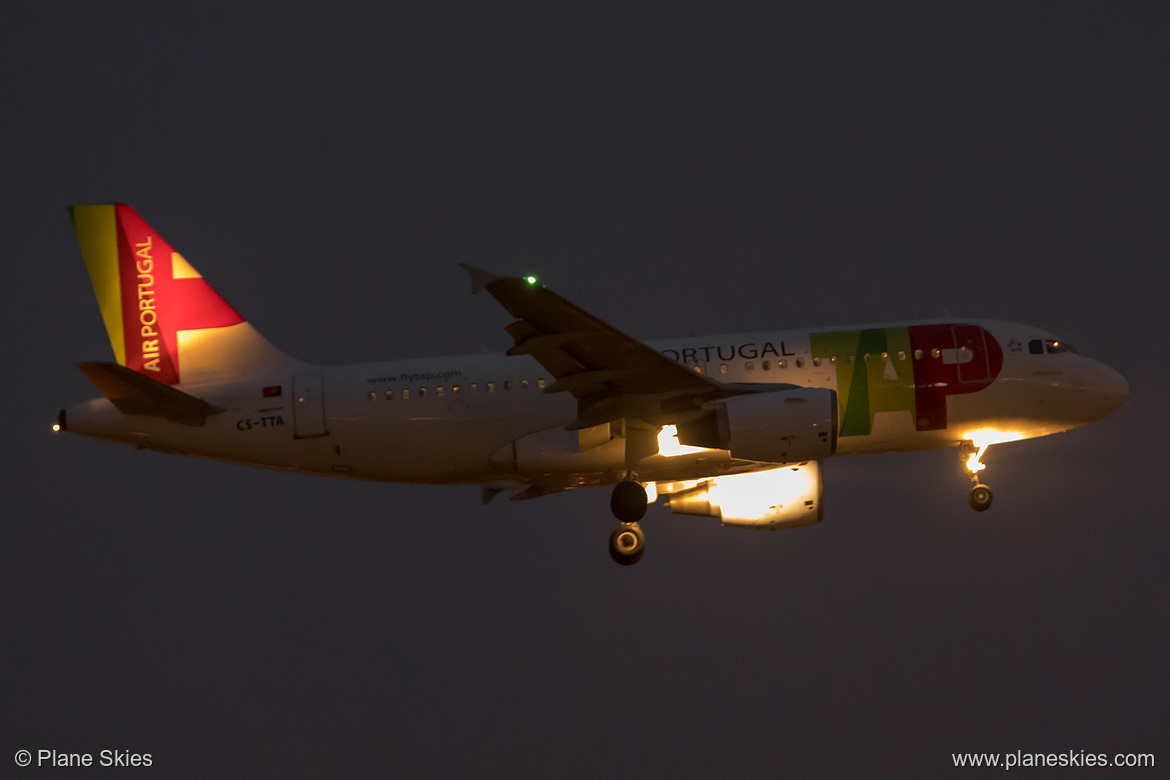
[293,373,329,438]
[952,325,990,384]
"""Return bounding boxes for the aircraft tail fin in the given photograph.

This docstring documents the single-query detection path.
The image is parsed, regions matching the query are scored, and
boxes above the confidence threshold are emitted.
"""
[68,203,296,387]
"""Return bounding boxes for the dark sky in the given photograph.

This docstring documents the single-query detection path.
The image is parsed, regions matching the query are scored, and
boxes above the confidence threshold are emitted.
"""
[3,3,1167,776]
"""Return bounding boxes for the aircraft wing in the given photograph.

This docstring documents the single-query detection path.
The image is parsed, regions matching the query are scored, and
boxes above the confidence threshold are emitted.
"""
[462,265,726,430]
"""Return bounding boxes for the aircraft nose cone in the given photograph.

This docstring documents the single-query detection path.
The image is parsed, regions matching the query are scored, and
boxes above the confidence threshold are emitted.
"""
[1103,365,1129,412]
[1084,362,1128,420]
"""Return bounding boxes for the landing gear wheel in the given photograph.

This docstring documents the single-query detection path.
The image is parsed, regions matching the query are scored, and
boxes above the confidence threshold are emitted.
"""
[968,484,994,512]
[609,523,646,566]
[610,480,648,523]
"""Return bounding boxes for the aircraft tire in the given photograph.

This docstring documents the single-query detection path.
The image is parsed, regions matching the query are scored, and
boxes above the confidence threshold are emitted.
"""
[611,480,648,522]
[609,523,646,565]
[968,484,994,512]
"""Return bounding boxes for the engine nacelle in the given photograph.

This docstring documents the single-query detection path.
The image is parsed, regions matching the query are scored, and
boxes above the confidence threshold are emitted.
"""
[717,387,837,463]
[665,462,824,529]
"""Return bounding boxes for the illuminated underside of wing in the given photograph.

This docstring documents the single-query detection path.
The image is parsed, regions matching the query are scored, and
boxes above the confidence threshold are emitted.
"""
[461,265,726,431]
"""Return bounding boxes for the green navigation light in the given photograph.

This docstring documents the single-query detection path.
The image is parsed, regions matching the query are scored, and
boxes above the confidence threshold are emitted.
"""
[525,276,538,285]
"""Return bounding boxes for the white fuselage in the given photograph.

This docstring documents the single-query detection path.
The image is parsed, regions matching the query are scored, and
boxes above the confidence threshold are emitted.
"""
[61,319,1128,488]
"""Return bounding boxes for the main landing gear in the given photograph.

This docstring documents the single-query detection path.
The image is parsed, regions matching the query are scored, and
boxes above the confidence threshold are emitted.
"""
[608,479,648,565]
[960,441,994,512]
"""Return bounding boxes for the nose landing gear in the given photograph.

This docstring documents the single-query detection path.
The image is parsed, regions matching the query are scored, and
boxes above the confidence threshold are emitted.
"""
[968,483,993,511]
[960,440,994,512]
[608,478,649,565]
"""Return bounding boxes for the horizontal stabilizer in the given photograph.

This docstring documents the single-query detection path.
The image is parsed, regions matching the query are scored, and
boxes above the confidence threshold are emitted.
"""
[76,361,224,426]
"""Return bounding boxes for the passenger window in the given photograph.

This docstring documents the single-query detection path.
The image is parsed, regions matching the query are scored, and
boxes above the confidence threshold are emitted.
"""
[471,383,478,393]
[521,379,529,389]
[538,378,546,388]
[914,349,923,360]
[898,351,906,361]
[402,389,410,400]
[487,382,494,393]
[745,362,754,371]
[795,358,804,368]
[452,385,460,394]
[385,390,393,400]
[504,380,512,390]
[437,386,444,396]
[931,348,941,359]
[719,364,728,374]
[367,391,376,402]
[863,354,871,362]
[847,355,855,364]
[812,358,821,367]
[762,360,770,370]
[419,387,427,398]
[778,360,787,368]
[1045,340,1069,354]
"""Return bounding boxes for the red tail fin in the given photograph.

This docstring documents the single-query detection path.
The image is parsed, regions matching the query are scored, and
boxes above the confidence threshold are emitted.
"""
[70,204,295,386]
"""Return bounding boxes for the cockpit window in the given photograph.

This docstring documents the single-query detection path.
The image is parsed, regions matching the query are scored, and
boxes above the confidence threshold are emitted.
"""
[1030,338,1079,355]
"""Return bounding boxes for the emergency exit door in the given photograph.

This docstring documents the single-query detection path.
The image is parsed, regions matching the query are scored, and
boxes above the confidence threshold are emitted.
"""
[293,373,328,438]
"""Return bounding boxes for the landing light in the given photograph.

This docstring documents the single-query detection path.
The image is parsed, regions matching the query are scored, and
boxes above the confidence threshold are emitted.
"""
[961,428,1026,475]
[963,427,1026,449]
[965,451,986,475]
[657,425,706,457]
[52,423,60,432]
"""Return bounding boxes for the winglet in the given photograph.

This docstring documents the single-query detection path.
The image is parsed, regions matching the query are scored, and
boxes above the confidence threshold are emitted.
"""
[459,263,500,295]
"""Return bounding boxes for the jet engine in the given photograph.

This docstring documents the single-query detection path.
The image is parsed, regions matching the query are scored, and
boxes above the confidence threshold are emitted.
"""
[678,387,837,464]
[664,462,823,529]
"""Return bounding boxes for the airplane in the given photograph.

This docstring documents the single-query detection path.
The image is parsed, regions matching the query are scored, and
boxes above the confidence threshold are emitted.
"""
[55,204,1129,565]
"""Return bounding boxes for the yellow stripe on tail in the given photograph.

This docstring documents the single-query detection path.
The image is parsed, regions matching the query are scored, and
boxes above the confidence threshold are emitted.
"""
[69,205,126,366]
